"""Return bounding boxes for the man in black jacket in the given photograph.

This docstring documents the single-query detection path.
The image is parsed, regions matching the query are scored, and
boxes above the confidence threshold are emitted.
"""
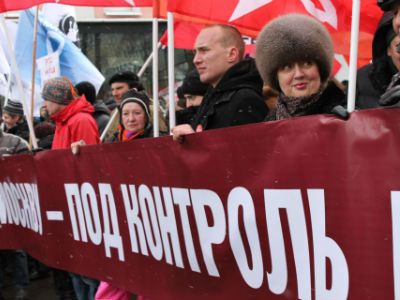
[172,24,268,142]
[356,12,400,109]
[377,0,400,105]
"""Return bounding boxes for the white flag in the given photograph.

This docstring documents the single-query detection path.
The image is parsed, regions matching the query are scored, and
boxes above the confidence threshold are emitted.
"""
[41,3,79,44]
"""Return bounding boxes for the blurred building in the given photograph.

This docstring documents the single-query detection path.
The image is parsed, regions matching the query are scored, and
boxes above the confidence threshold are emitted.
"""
[5,6,194,99]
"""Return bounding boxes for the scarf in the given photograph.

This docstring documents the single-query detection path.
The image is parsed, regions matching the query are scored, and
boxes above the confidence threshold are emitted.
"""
[117,125,144,142]
[275,89,323,120]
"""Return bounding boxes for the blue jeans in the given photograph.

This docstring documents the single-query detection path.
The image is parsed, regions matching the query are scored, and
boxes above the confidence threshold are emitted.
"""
[70,273,99,300]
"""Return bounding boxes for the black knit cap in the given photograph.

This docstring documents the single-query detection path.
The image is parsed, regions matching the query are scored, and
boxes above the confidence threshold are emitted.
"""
[372,12,397,60]
[109,71,144,91]
[119,89,151,124]
[177,69,210,97]
[378,0,399,11]
[75,81,96,104]
[3,100,24,116]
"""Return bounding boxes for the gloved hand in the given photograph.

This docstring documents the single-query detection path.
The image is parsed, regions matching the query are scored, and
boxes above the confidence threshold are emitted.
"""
[379,84,400,106]
[331,105,349,120]
[30,147,44,154]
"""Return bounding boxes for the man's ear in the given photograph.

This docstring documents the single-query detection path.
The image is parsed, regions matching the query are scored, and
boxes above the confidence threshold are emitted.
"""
[227,47,239,63]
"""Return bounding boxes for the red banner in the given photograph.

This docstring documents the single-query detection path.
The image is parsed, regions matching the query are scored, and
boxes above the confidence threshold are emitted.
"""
[0,0,152,13]
[167,0,382,65]
[160,20,255,57]
[1,109,400,299]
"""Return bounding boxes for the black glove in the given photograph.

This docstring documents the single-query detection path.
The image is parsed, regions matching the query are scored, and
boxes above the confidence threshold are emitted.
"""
[31,147,45,154]
[379,84,400,107]
[331,105,349,120]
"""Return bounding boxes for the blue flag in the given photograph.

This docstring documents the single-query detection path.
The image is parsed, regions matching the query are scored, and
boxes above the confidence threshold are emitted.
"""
[15,8,104,96]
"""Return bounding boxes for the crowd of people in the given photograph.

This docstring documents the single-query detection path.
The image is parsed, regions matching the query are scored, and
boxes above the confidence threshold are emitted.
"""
[1,0,400,299]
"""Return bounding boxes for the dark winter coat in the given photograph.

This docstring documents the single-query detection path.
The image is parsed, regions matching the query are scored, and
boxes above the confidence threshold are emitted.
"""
[265,81,346,121]
[356,56,398,109]
[4,119,30,142]
[190,58,268,130]
[38,134,54,149]
[0,128,29,155]
[93,101,111,135]
[356,12,398,109]
[176,106,199,125]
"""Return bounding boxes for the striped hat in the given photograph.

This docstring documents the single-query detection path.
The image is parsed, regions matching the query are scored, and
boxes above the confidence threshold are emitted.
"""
[3,100,23,116]
[41,77,78,105]
[119,89,151,123]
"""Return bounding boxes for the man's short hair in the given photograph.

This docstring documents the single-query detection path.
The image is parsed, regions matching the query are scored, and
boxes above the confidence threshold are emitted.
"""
[206,24,245,59]
[75,81,96,104]
[108,71,144,91]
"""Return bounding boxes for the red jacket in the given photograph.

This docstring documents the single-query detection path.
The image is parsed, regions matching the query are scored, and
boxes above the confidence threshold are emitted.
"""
[51,96,100,149]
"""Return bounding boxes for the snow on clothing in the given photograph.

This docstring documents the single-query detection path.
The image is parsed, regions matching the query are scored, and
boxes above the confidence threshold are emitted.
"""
[190,57,268,130]
[3,119,30,142]
[356,12,398,109]
[265,81,346,121]
[51,95,100,149]
[0,128,29,155]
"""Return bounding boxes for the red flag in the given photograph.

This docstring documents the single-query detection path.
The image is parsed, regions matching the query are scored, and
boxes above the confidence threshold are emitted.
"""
[160,20,256,58]
[167,0,382,65]
[160,21,204,49]
[0,0,152,13]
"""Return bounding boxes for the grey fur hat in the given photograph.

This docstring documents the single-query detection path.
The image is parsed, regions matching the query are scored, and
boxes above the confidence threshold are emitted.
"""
[255,14,334,91]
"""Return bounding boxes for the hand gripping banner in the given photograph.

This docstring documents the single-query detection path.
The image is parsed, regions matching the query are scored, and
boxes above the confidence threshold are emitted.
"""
[0,108,400,299]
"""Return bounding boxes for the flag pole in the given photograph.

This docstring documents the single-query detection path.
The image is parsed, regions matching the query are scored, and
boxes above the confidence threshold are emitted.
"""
[0,13,38,149]
[29,6,40,148]
[3,73,12,107]
[152,17,160,137]
[167,12,175,131]
[138,42,161,78]
[346,0,361,113]
[151,0,160,137]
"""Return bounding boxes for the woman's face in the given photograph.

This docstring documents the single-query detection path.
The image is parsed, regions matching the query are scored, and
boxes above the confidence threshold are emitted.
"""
[121,102,147,132]
[277,61,321,98]
[388,35,400,72]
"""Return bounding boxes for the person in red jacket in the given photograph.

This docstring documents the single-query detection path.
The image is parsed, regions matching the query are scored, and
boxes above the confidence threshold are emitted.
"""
[42,76,100,149]
[41,76,100,300]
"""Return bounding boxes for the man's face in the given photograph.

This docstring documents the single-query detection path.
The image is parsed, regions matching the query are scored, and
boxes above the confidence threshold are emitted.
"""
[193,27,231,87]
[111,82,130,103]
[184,94,203,108]
[392,3,400,35]
[42,100,65,116]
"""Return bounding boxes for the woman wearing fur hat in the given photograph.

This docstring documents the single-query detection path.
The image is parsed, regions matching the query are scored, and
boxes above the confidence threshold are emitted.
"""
[255,14,346,121]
